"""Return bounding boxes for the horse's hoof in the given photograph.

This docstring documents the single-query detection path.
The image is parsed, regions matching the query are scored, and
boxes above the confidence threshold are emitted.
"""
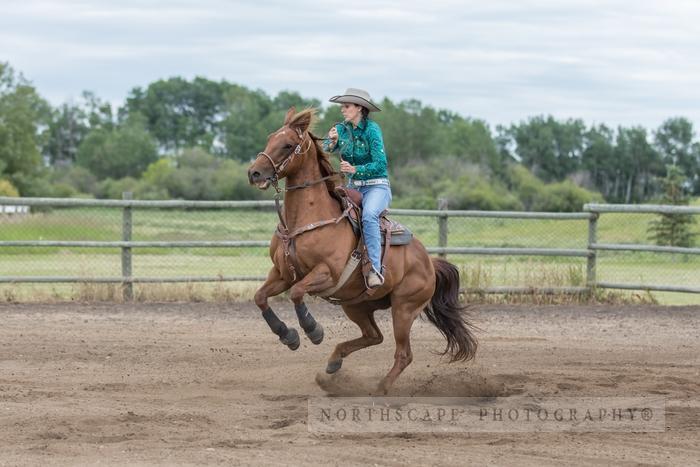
[305,323,324,345]
[280,328,300,351]
[374,378,390,395]
[326,359,343,374]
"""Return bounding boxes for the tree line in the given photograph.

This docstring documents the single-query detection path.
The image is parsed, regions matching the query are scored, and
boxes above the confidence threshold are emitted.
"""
[1,61,698,212]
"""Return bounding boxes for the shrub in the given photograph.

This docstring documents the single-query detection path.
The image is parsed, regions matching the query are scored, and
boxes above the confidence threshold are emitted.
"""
[49,165,98,196]
[50,182,79,198]
[391,194,437,209]
[438,174,523,211]
[96,177,140,199]
[533,180,604,212]
[504,164,546,210]
[0,179,19,197]
[213,159,266,200]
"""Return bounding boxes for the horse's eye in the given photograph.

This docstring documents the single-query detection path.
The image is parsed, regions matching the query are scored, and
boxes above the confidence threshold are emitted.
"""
[284,144,293,150]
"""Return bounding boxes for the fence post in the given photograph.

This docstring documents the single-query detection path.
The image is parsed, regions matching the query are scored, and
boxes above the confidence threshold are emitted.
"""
[438,198,448,258]
[122,192,133,301]
[586,210,598,293]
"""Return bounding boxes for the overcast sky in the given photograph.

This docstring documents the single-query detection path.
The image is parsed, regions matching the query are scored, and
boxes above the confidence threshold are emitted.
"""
[2,0,699,130]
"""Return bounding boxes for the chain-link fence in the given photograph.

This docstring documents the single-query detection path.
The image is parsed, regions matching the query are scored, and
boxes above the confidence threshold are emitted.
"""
[585,204,700,303]
[1,196,698,303]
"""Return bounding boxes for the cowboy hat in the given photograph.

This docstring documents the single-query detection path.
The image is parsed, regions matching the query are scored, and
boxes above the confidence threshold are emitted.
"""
[329,88,381,112]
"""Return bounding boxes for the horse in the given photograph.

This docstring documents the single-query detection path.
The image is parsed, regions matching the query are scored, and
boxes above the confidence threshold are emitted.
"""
[247,107,477,394]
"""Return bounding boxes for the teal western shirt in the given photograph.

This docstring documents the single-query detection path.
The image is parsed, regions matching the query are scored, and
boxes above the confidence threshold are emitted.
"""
[322,118,389,180]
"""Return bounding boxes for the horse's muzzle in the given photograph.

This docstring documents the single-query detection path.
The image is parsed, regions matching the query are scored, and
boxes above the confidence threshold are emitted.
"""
[248,167,261,184]
[248,167,272,190]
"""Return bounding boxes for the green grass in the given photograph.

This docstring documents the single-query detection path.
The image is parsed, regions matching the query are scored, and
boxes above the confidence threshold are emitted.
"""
[1,205,698,304]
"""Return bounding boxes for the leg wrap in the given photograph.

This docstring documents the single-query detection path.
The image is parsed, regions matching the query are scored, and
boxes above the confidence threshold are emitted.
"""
[295,302,324,345]
[262,307,288,337]
[262,307,300,350]
[294,303,317,333]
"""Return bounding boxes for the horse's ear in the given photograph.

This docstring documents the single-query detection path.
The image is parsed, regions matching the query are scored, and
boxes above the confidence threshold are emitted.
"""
[284,107,296,125]
[289,111,312,134]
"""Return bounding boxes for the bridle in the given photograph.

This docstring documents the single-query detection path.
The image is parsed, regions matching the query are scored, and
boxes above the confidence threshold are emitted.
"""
[252,126,349,282]
[253,126,346,193]
[254,128,315,193]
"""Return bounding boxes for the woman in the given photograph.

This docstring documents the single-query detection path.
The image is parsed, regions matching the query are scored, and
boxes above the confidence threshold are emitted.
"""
[323,88,391,288]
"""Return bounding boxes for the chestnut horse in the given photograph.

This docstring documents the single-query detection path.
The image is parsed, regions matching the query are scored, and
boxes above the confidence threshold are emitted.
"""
[247,108,477,394]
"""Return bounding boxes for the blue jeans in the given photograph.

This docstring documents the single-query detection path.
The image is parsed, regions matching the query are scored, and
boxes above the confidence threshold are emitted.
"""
[358,183,392,272]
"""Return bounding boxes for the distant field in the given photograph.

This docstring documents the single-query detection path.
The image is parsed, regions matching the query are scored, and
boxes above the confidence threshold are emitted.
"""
[1,205,698,304]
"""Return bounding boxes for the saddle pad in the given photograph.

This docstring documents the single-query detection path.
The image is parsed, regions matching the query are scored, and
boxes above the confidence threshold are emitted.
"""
[382,226,413,245]
[348,216,413,246]
[380,217,413,245]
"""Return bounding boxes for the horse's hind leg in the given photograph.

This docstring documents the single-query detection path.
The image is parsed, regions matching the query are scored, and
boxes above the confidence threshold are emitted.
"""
[326,305,383,374]
[254,267,299,350]
[376,297,429,395]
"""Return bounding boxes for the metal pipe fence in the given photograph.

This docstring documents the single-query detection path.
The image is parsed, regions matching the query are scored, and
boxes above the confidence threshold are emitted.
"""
[1,195,698,300]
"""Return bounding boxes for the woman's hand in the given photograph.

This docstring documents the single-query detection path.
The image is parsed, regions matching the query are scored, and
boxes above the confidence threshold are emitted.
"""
[328,126,338,142]
[325,126,339,150]
[340,161,356,174]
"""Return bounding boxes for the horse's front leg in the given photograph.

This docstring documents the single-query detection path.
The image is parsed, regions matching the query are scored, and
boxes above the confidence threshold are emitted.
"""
[289,263,334,345]
[254,267,299,350]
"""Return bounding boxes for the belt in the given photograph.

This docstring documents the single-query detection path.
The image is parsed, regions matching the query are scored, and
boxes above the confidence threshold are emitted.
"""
[350,178,389,187]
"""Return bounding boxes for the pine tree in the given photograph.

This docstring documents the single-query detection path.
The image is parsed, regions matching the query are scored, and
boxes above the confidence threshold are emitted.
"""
[647,165,697,247]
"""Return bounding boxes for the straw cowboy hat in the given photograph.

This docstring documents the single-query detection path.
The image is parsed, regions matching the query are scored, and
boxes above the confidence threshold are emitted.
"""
[329,88,381,112]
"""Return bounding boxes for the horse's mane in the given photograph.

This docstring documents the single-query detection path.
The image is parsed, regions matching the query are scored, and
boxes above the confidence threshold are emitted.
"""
[289,108,339,193]
[310,133,338,192]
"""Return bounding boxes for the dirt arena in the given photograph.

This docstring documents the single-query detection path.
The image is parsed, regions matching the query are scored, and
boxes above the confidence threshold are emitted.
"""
[0,301,698,466]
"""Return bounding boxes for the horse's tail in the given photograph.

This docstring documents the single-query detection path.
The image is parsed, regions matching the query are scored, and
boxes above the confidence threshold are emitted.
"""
[423,257,478,362]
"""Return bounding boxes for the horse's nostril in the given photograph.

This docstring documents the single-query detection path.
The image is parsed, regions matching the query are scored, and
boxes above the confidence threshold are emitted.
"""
[252,171,261,179]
